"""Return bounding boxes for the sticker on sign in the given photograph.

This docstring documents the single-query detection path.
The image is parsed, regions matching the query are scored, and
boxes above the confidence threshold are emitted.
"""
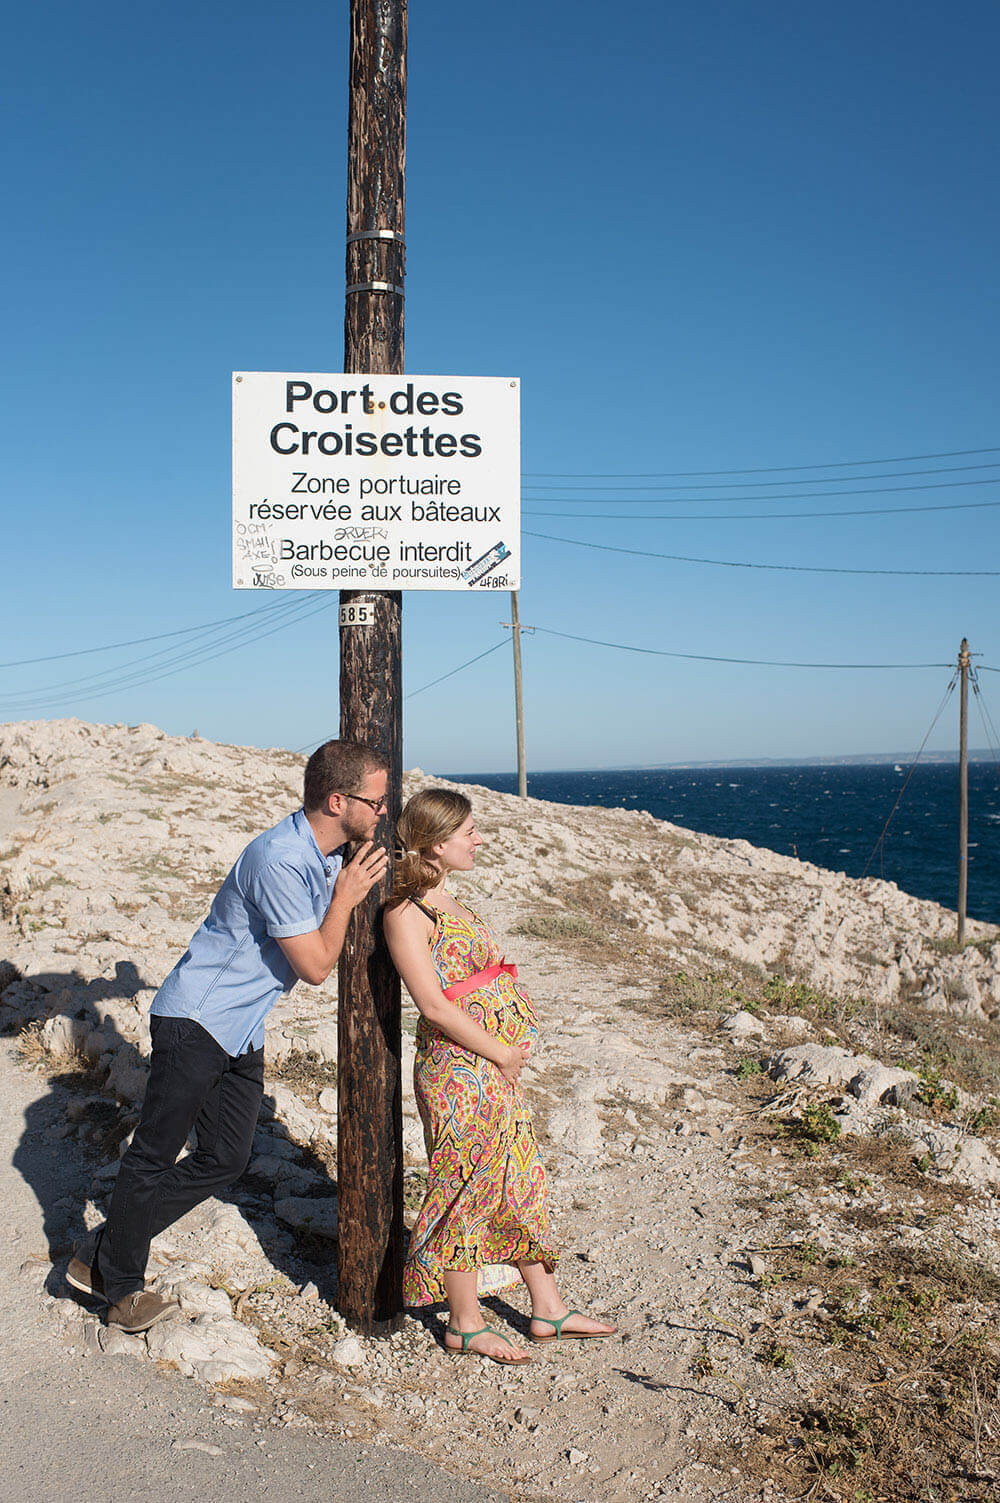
[232,372,520,591]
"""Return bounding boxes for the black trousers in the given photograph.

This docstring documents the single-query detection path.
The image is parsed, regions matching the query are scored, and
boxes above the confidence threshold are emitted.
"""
[96,1015,264,1305]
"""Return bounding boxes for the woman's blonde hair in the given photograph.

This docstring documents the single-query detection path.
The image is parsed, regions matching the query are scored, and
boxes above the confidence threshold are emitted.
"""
[391,789,473,903]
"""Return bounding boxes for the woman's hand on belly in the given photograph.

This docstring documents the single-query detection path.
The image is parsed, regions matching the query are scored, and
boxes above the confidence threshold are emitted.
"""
[497,1042,530,1087]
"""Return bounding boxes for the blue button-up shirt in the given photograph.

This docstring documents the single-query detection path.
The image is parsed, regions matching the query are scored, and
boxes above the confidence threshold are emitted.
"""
[150,808,342,1056]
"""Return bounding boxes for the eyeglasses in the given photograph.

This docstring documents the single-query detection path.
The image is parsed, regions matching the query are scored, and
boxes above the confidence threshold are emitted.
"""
[343,792,388,813]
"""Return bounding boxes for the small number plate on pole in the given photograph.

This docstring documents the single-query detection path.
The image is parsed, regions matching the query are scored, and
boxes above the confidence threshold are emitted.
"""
[339,600,376,626]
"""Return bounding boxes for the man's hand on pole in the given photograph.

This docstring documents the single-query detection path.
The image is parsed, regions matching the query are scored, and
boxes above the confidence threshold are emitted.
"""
[335,840,389,909]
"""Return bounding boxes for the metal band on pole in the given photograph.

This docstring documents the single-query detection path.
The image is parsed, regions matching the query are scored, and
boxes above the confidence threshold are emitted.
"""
[346,229,406,244]
[345,280,405,295]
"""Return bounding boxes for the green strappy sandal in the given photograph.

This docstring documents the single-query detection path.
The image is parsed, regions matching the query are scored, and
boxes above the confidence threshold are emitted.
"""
[528,1309,616,1342]
[445,1324,532,1365]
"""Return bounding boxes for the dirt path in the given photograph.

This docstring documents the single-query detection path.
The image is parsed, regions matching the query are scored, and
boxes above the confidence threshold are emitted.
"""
[0,1032,510,1503]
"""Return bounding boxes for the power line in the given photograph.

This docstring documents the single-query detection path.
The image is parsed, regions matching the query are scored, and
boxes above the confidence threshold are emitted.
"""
[0,597,295,670]
[0,597,338,714]
[862,675,959,879]
[525,497,1000,522]
[1,596,312,705]
[531,625,950,669]
[524,531,1000,577]
[525,462,1000,493]
[971,676,1000,780]
[293,639,510,752]
[521,477,1000,501]
[405,640,508,699]
[0,596,312,707]
[523,444,1000,479]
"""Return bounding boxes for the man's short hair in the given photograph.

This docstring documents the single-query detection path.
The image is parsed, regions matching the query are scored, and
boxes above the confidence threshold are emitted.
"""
[303,740,388,812]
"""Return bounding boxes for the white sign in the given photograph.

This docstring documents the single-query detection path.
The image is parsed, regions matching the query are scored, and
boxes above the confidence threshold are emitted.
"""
[232,371,520,591]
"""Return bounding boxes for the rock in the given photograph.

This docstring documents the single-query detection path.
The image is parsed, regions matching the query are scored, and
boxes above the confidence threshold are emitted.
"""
[747,1253,768,1277]
[0,959,22,996]
[66,1094,104,1124]
[98,1326,146,1358]
[42,1013,92,1057]
[95,998,151,1053]
[198,1199,269,1259]
[247,1153,290,1183]
[910,1126,1000,1190]
[299,1282,320,1300]
[173,1440,224,1456]
[330,1334,365,1367]
[263,1031,295,1068]
[105,1046,149,1106]
[724,1010,765,1041]
[19,1256,50,1284]
[770,1044,874,1088]
[81,1318,103,1354]
[155,1278,234,1318]
[567,1448,588,1465]
[212,1395,257,1412]
[274,1196,339,1240]
[848,1063,918,1108]
[261,1084,325,1146]
[145,1313,275,1383]
[80,1025,116,1066]
[318,1087,338,1114]
[251,1128,300,1161]
[273,1163,327,1197]
[770,1013,811,1040]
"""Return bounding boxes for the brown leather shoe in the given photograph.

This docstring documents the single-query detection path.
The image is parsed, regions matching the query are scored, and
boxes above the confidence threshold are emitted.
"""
[66,1232,106,1303]
[108,1290,178,1334]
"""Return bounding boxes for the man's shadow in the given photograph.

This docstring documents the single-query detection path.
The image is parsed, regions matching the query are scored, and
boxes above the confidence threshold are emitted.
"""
[8,960,152,1282]
[4,959,351,1312]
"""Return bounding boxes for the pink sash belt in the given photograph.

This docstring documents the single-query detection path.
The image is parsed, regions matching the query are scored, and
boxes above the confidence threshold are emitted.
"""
[442,960,517,1002]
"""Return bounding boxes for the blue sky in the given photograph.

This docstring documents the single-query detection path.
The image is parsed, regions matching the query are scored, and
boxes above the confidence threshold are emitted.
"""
[2,1,998,771]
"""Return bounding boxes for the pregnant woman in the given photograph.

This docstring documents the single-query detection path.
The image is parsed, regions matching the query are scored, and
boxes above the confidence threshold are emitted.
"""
[383,788,616,1365]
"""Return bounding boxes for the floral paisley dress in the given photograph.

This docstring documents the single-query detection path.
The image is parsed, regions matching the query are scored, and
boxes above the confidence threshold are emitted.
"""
[402,895,558,1306]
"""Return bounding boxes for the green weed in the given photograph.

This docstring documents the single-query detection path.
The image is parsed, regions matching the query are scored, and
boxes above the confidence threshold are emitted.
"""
[917,1058,960,1114]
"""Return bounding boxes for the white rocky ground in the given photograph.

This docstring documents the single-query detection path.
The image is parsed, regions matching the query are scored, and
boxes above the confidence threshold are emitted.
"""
[2,718,999,1501]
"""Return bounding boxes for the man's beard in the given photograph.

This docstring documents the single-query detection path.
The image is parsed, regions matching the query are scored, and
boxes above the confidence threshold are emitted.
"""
[343,803,378,844]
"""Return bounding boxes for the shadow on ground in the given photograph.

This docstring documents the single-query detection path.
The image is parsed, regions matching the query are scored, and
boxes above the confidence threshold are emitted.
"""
[2,959,345,1315]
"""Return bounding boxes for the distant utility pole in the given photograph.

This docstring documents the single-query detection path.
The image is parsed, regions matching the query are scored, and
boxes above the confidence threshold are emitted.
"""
[957,637,970,946]
[337,0,406,1332]
[503,592,531,797]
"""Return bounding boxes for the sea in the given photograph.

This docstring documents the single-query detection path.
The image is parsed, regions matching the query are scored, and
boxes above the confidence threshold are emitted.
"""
[447,763,1000,927]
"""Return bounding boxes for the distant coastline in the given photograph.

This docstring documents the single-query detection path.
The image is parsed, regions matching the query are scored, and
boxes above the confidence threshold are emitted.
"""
[446,750,995,779]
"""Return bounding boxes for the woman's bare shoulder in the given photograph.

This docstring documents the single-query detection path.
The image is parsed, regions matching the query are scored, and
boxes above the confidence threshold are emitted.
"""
[384,896,435,934]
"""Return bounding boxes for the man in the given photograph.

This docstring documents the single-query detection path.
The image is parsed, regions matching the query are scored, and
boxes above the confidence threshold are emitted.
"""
[67,739,389,1334]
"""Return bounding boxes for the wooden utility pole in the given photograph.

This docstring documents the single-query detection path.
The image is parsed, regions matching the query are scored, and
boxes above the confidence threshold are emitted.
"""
[957,637,970,946]
[337,0,406,1331]
[509,591,527,798]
